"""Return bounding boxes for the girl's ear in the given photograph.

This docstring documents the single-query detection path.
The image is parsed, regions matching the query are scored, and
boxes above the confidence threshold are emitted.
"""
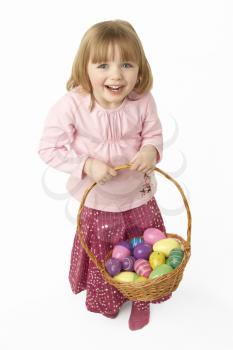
[136,76,141,85]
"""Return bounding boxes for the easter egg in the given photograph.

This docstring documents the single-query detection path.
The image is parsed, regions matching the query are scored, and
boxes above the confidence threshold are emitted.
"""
[105,258,122,277]
[149,264,173,280]
[134,275,148,283]
[113,271,138,282]
[116,240,131,252]
[149,251,166,269]
[134,259,152,278]
[133,242,152,260]
[153,238,181,257]
[143,228,166,245]
[122,256,135,271]
[130,237,144,250]
[112,245,131,262]
[166,248,184,268]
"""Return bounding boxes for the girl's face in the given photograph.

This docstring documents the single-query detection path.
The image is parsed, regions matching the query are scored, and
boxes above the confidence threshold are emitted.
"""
[87,44,139,109]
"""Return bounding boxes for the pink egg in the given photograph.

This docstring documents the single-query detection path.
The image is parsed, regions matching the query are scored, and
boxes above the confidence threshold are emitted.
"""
[143,228,166,245]
[134,259,152,278]
[112,245,131,262]
[116,240,131,252]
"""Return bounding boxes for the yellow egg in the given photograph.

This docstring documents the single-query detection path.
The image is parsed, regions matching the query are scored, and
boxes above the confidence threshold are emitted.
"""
[134,275,148,283]
[149,251,165,269]
[153,238,181,257]
[113,271,138,282]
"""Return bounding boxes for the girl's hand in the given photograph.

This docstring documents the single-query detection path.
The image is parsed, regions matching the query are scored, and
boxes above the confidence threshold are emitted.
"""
[129,146,158,175]
[84,158,117,185]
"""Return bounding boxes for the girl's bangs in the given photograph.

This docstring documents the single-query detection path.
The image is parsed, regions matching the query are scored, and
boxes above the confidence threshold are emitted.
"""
[89,37,140,64]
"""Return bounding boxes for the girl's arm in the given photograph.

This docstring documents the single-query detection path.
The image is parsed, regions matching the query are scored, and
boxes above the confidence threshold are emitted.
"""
[38,94,89,180]
[140,144,159,162]
[139,93,163,163]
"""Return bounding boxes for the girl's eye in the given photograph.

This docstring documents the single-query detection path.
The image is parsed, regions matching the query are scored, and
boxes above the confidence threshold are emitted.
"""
[97,63,133,69]
[97,64,108,69]
[122,63,133,68]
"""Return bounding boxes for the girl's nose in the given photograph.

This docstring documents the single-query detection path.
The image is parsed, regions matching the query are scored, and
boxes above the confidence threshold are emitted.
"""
[110,66,122,79]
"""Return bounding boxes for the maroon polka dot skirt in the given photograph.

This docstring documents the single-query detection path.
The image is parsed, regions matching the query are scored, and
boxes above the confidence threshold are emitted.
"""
[68,197,172,317]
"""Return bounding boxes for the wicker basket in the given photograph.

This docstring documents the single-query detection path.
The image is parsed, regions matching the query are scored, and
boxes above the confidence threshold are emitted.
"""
[76,164,191,302]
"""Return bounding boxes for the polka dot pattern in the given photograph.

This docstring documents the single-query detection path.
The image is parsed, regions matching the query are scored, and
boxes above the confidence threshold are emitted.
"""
[68,197,172,317]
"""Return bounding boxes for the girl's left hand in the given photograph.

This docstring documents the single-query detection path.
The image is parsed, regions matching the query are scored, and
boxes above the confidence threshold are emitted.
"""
[129,146,158,175]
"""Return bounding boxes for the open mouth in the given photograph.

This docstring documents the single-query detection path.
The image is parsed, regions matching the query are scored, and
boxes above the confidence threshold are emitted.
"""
[105,85,124,92]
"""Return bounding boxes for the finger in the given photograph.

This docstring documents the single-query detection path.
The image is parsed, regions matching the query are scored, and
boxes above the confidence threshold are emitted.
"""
[138,165,147,172]
[109,169,117,176]
[106,174,113,180]
[130,154,137,163]
[130,165,138,171]
[130,162,138,170]
[139,166,151,174]
[146,169,152,175]
[147,168,154,175]
[142,168,149,174]
[101,175,111,184]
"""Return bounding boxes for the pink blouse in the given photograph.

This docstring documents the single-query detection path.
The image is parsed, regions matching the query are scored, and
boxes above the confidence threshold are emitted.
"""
[38,87,163,212]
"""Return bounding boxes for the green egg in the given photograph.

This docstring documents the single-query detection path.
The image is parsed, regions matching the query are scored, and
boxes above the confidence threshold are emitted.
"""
[166,248,184,268]
[149,264,173,279]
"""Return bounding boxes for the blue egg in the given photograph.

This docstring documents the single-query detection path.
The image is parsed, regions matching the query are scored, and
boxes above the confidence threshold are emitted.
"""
[130,237,144,250]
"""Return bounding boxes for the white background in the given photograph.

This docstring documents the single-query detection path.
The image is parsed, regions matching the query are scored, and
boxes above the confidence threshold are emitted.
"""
[0,0,233,349]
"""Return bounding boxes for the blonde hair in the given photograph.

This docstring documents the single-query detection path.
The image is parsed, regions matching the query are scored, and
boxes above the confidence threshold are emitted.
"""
[66,20,153,111]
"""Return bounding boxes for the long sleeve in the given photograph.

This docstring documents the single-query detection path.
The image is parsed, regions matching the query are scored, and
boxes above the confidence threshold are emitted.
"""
[38,94,89,180]
[139,93,163,163]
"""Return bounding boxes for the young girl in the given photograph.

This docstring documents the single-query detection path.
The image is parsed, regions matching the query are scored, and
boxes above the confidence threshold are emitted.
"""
[38,19,172,331]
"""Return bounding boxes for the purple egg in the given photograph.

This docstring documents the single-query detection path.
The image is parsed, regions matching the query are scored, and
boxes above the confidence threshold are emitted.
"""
[122,256,136,271]
[105,258,122,277]
[116,240,131,252]
[133,242,152,260]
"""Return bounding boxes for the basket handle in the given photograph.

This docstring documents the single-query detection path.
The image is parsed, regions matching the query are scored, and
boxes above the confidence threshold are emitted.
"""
[76,164,192,273]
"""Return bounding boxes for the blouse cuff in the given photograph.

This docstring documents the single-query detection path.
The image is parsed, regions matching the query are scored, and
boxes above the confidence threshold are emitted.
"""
[70,154,90,180]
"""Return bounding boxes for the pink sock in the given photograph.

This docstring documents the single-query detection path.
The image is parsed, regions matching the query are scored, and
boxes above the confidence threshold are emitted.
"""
[128,301,150,331]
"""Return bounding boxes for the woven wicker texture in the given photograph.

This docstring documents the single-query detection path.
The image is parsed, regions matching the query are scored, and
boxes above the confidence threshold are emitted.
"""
[76,164,191,301]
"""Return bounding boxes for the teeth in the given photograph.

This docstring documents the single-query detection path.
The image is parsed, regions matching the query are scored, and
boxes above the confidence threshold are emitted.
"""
[106,85,122,89]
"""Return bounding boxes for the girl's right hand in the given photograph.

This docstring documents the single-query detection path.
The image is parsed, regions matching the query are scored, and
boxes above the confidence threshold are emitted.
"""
[83,158,117,185]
